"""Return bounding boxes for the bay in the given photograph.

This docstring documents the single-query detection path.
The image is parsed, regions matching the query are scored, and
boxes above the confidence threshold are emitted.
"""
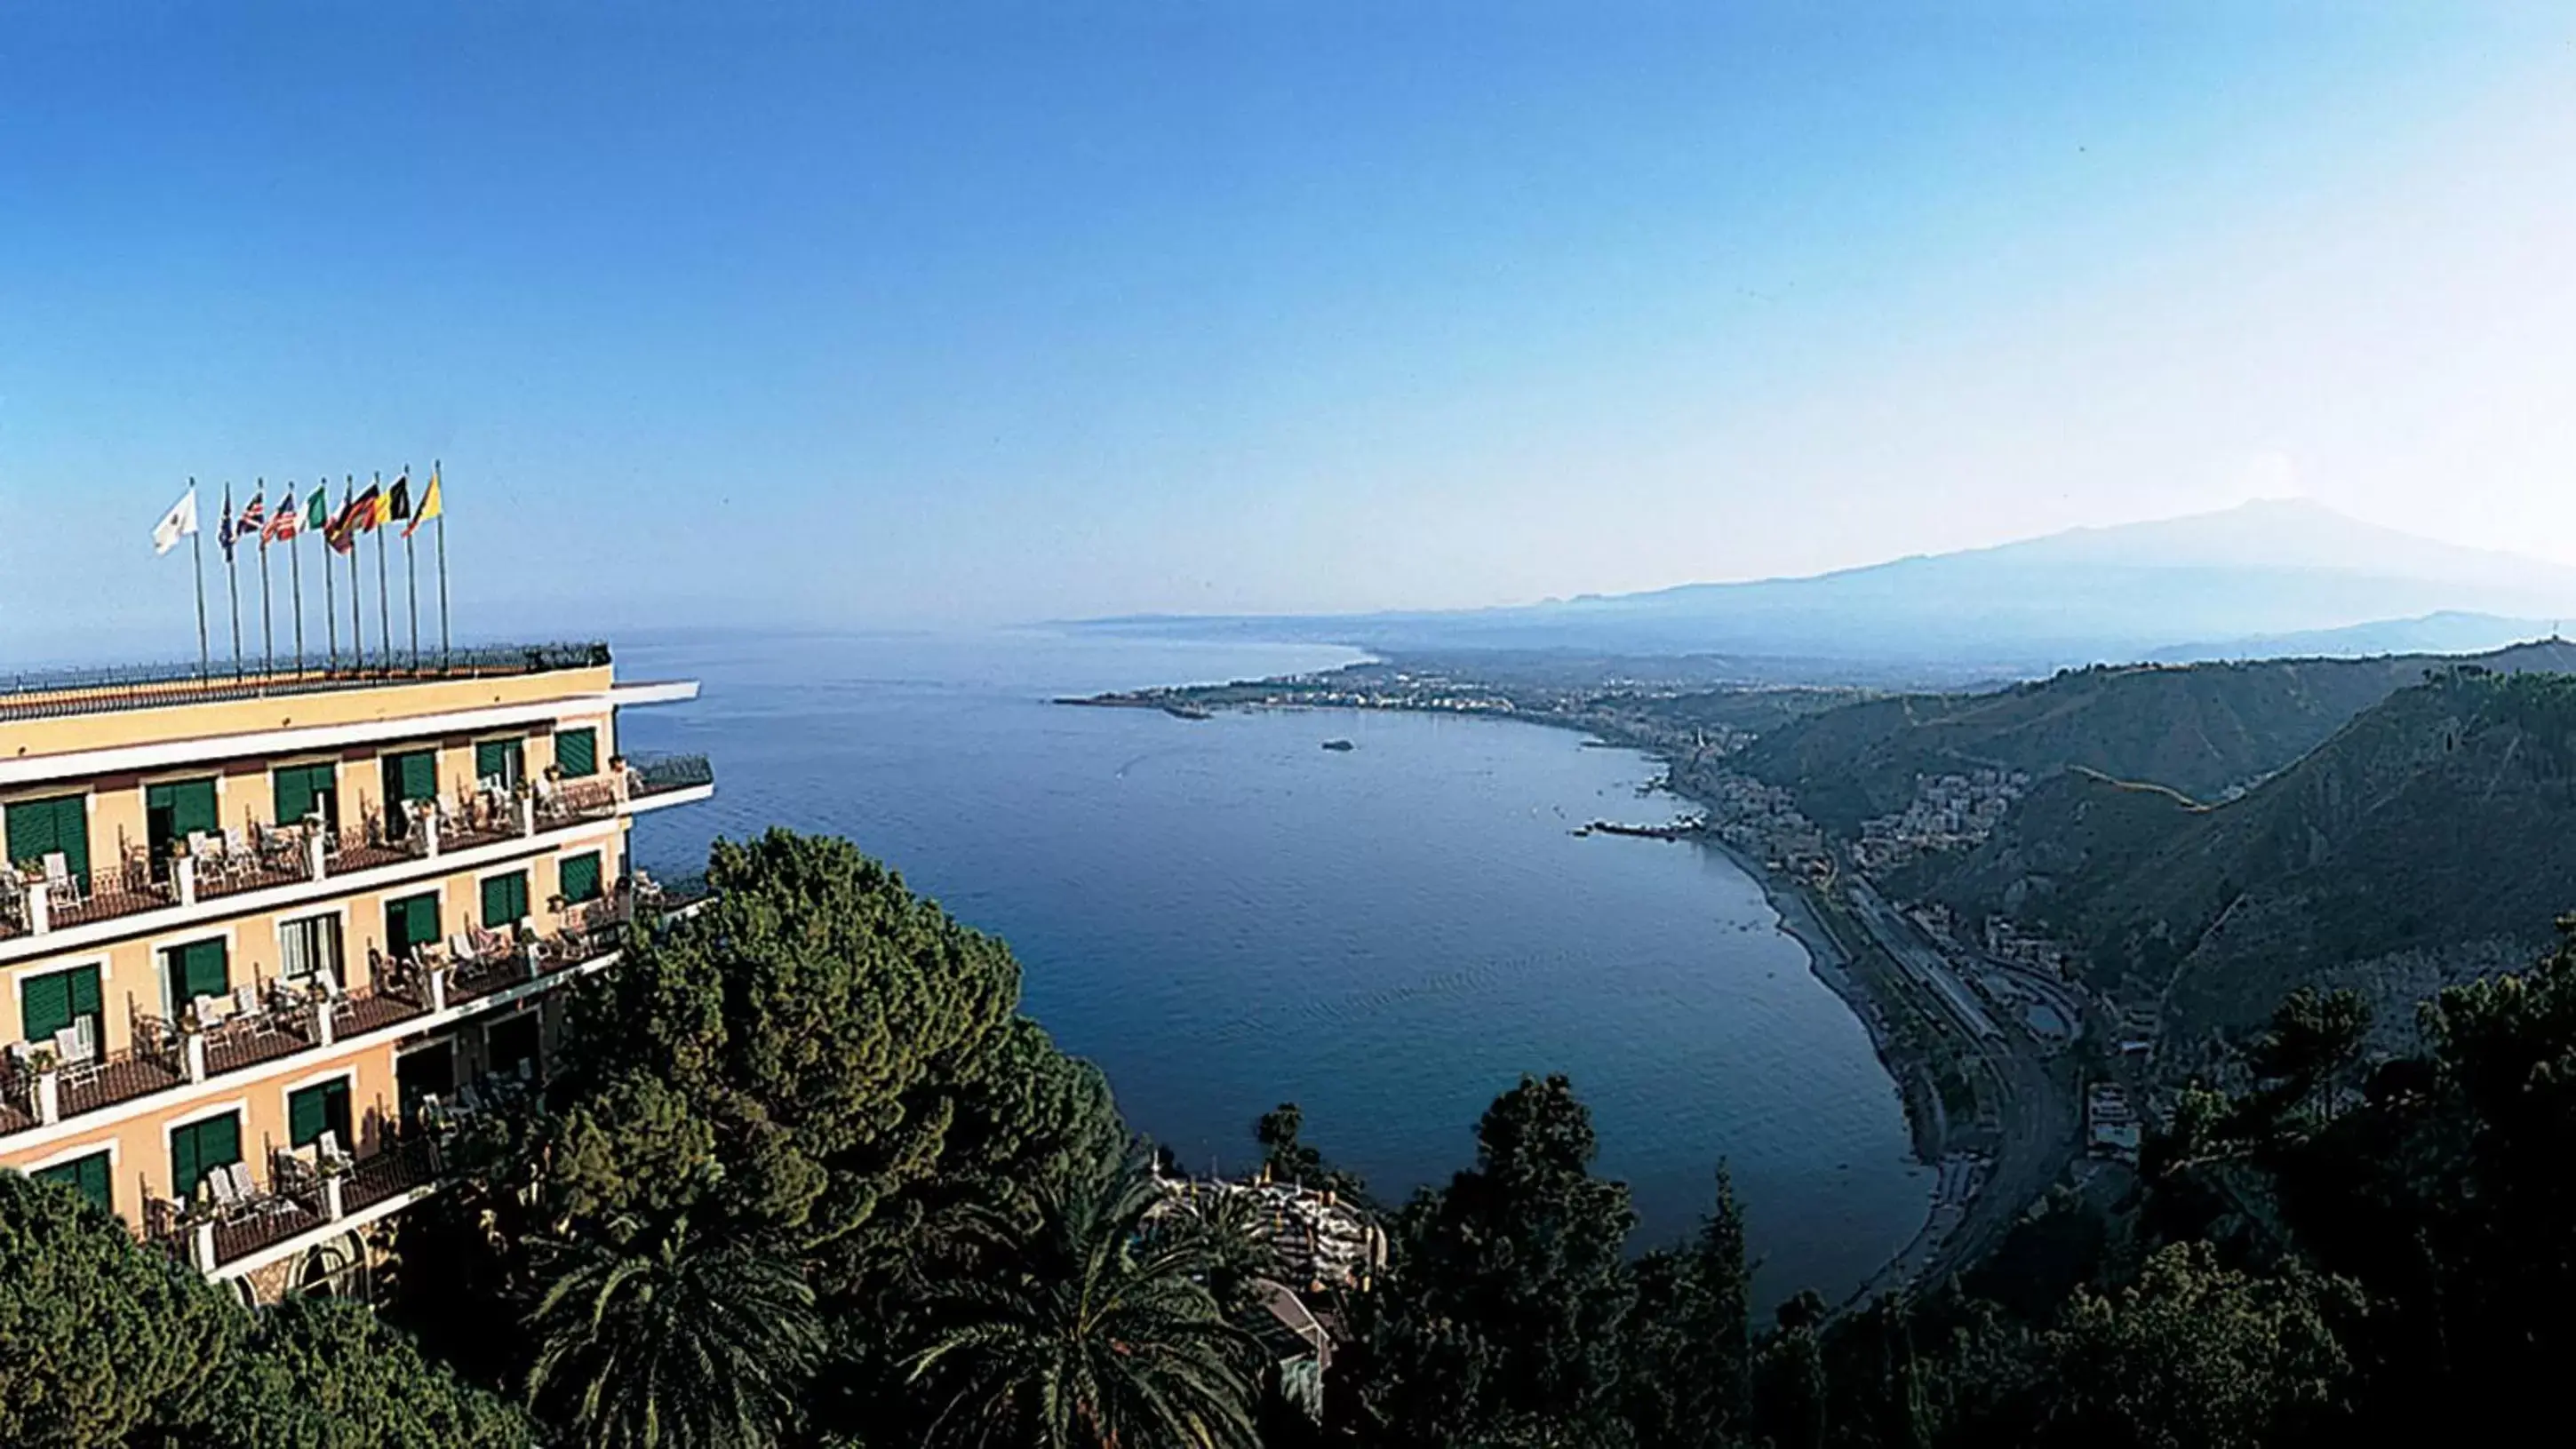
[617,627,1929,1302]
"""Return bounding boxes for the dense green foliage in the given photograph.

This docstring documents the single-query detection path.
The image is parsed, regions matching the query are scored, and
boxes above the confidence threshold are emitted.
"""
[526,1217,825,1449]
[0,1170,241,1446]
[204,1295,531,1449]
[0,1172,526,1449]
[908,1152,1260,1448]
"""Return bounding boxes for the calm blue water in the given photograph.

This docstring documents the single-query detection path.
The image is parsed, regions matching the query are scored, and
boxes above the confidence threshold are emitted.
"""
[617,628,1927,1301]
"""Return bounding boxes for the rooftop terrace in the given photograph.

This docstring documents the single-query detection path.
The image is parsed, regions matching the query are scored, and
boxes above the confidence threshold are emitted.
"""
[0,641,614,724]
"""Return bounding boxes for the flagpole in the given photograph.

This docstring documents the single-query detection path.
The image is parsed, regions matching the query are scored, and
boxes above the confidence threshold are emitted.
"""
[346,478,363,671]
[323,484,339,671]
[435,461,451,665]
[401,463,419,669]
[256,481,274,681]
[289,485,306,675]
[189,479,210,681]
[372,472,391,673]
[223,482,243,679]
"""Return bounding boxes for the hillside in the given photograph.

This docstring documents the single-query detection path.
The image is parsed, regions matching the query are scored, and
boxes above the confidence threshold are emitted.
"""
[1731,639,2576,832]
[1921,667,2576,1034]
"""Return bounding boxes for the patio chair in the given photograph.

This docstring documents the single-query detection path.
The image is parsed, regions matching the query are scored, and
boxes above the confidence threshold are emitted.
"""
[41,853,83,910]
[316,1129,352,1171]
[231,983,261,1020]
[447,931,476,963]
[206,1166,243,1213]
[315,967,344,1002]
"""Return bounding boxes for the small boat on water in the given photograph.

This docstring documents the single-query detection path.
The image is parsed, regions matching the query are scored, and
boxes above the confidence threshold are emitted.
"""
[1160,702,1214,721]
[1320,738,1355,752]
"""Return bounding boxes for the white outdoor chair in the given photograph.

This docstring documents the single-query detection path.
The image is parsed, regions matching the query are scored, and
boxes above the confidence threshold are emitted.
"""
[316,1129,352,1171]
[41,853,82,909]
[205,1166,243,1212]
[232,983,261,1019]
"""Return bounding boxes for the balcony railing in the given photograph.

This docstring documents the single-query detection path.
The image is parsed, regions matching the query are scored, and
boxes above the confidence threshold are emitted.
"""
[1,891,654,1142]
[631,753,714,795]
[0,641,613,724]
[147,1135,445,1272]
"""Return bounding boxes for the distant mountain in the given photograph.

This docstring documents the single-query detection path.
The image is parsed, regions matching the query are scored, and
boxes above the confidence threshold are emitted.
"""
[1918,657,2576,1036]
[1734,639,2576,833]
[1081,501,2576,667]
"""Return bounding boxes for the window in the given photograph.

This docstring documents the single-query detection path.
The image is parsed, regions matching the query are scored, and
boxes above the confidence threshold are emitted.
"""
[287,1078,353,1150]
[143,777,219,864]
[384,893,441,958]
[33,1150,112,1214]
[170,1112,242,1201]
[4,794,89,886]
[558,851,603,904]
[19,963,103,1049]
[379,750,437,840]
[554,727,598,778]
[163,937,229,1010]
[279,913,345,988]
[273,761,339,833]
[474,737,525,790]
[480,871,530,931]
[486,1012,540,1081]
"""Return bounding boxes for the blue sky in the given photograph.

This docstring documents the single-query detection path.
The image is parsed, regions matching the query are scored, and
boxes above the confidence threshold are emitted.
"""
[4,3,2572,657]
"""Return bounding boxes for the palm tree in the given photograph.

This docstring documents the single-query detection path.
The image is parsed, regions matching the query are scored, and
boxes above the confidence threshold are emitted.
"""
[907,1154,1261,1448]
[526,1215,825,1449]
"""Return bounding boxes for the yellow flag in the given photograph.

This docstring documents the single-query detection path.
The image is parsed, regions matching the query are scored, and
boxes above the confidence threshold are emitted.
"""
[404,467,443,538]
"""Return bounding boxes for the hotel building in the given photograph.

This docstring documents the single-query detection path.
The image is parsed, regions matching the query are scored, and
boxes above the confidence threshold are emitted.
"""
[0,643,709,1301]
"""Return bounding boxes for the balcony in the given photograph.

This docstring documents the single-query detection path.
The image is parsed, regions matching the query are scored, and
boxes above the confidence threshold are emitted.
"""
[0,889,661,1139]
[148,1135,443,1275]
[0,756,712,950]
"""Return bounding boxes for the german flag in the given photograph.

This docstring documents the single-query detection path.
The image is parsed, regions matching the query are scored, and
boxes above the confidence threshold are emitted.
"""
[324,484,375,554]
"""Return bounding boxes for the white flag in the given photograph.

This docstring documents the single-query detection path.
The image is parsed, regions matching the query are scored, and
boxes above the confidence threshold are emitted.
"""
[152,486,198,555]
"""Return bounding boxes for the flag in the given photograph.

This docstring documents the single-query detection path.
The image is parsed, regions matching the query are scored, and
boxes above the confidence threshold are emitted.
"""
[403,467,443,538]
[325,487,366,554]
[152,486,198,555]
[387,474,412,523]
[240,490,267,545]
[263,489,300,544]
[351,482,384,535]
[306,486,328,532]
[218,484,239,563]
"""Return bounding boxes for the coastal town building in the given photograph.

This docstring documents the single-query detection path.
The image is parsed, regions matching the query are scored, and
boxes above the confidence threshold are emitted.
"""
[0,643,709,1301]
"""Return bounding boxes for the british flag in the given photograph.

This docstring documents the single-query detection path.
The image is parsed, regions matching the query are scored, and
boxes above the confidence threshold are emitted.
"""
[237,490,266,545]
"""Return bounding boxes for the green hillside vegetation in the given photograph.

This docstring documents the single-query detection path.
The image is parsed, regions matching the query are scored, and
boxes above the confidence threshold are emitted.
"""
[1733,639,2576,831]
[1923,667,2576,1032]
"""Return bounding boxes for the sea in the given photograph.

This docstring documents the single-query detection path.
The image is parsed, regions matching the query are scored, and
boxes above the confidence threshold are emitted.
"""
[616,628,1929,1302]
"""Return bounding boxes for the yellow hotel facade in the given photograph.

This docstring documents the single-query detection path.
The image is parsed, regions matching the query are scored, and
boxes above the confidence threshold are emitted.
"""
[0,642,709,1301]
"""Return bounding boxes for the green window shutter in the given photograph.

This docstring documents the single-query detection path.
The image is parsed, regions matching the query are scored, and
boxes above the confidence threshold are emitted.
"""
[288,1079,351,1149]
[20,971,69,1042]
[171,1113,241,1200]
[555,728,597,778]
[19,965,100,1043]
[386,893,441,951]
[481,872,530,929]
[170,939,229,1004]
[5,795,89,885]
[275,762,336,826]
[145,779,219,837]
[475,739,523,785]
[34,1151,113,1214]
[559,852,602,904]
[383,750,437,807]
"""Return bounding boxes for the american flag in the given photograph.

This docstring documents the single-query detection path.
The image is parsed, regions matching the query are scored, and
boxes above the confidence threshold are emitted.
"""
[263,489,300,545]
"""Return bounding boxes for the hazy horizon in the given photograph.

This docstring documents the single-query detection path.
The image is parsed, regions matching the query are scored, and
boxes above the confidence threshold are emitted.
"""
[6,4,2574,654]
